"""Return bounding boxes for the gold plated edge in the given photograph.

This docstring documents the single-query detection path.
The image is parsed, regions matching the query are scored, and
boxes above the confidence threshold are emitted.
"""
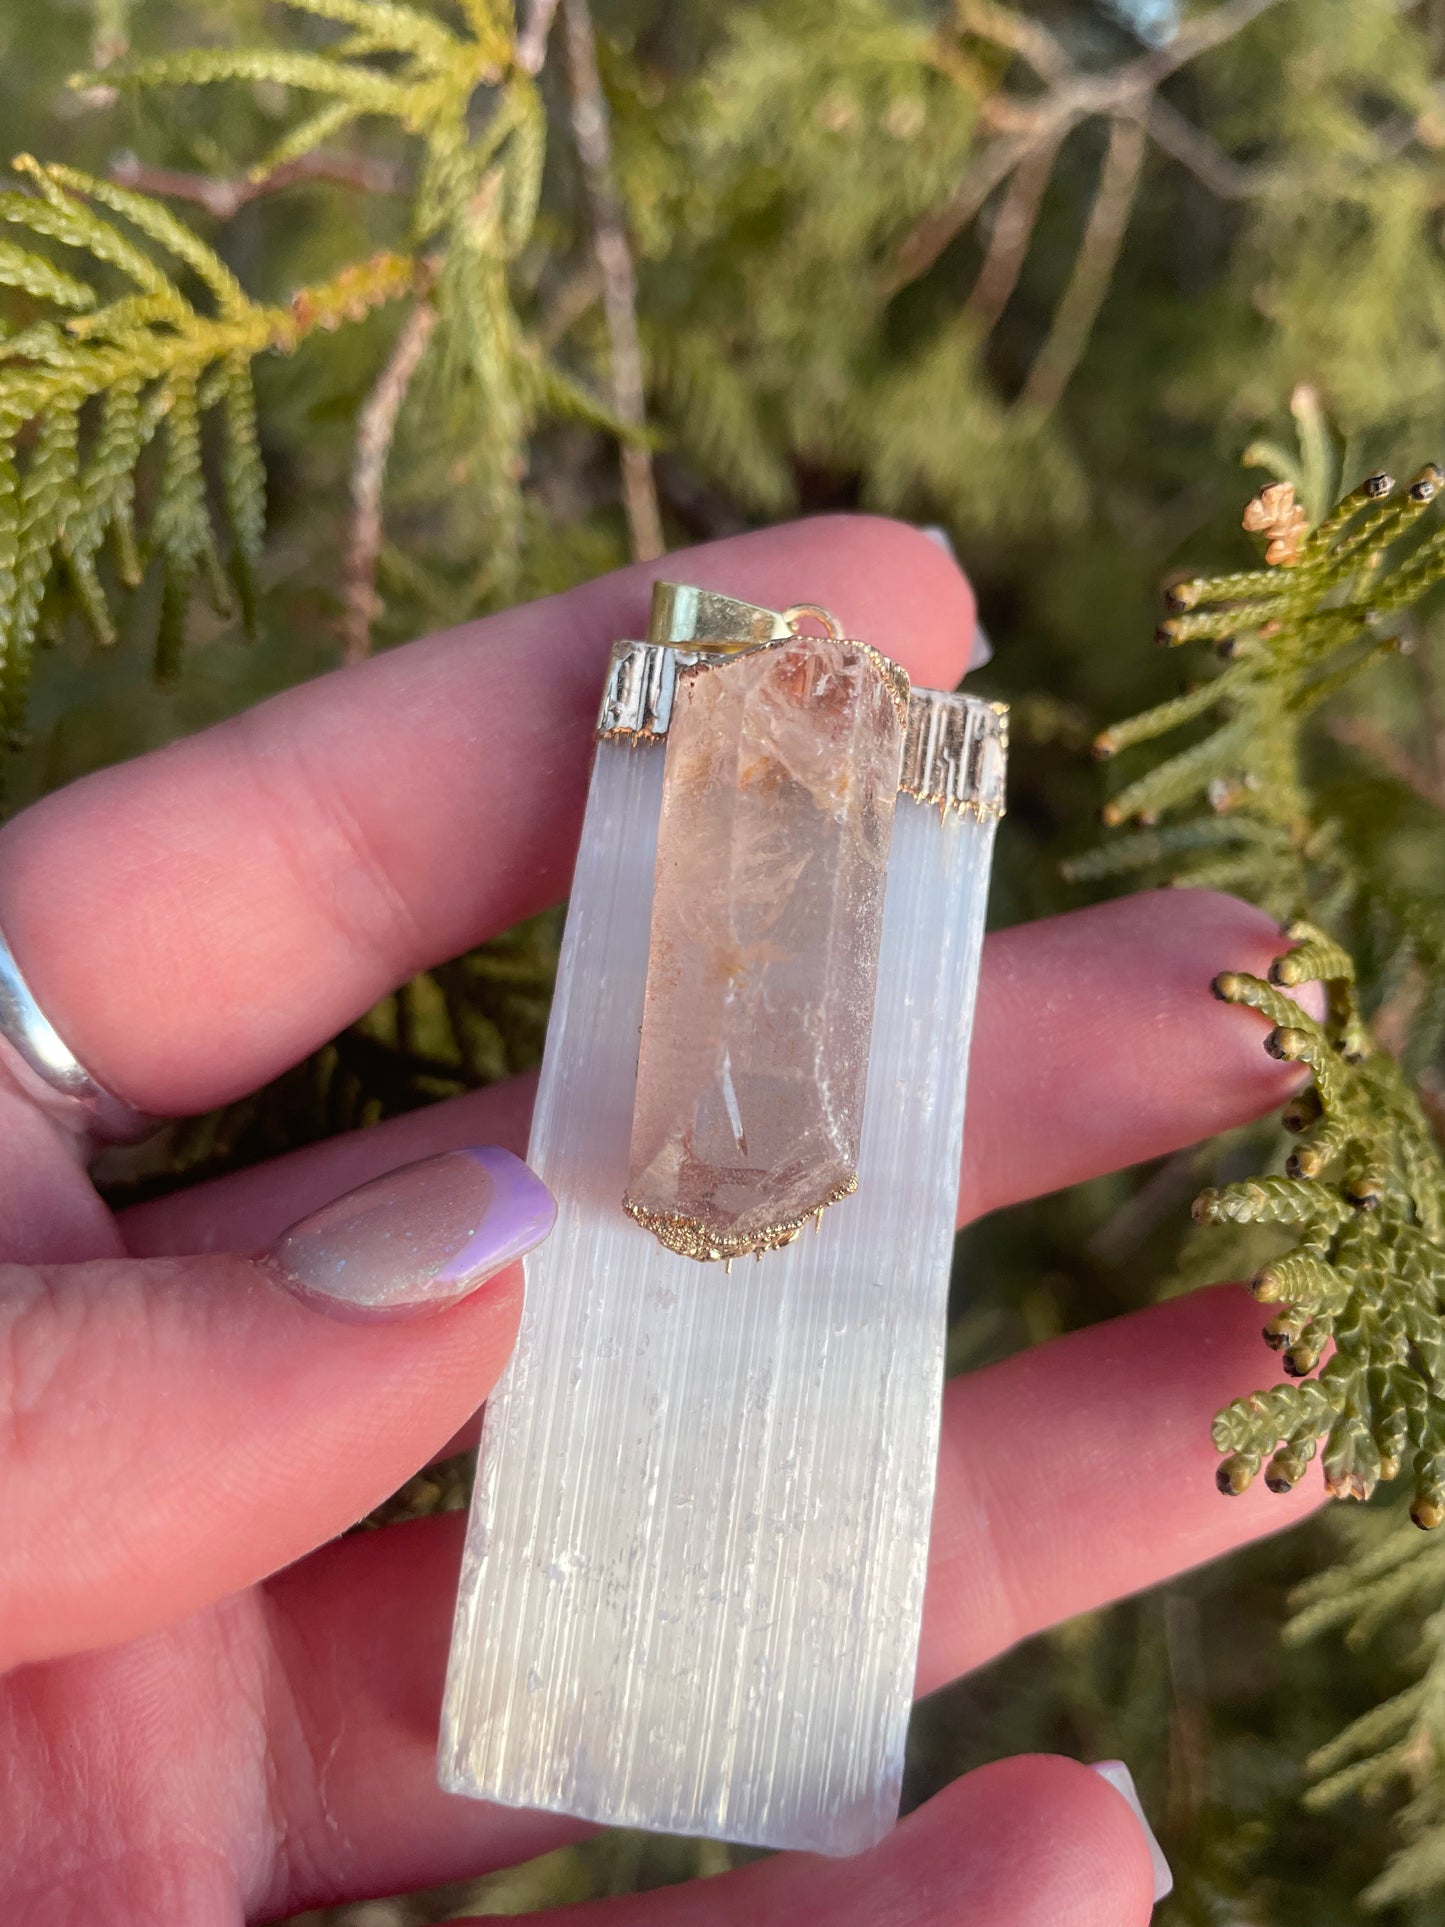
[621,1173,860,1263]
[597,636,914,741]
[899,689,1009,820]
[845,639,911,728]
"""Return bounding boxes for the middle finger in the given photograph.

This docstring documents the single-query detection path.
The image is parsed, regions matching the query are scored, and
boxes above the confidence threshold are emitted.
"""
[122,886,1306,1258]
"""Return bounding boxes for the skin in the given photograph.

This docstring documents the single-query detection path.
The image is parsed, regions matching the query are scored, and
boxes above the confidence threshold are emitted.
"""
[0,517,1321,1925]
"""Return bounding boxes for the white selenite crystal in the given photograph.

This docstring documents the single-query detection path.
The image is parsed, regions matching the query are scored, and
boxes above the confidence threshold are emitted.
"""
[439,708,999,1855]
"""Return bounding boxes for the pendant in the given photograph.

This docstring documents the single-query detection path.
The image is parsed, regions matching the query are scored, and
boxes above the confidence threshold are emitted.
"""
[439,582,1006,1855]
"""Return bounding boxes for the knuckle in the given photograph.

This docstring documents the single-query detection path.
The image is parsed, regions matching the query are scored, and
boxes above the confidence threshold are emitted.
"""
[242,717,429,977]
[0,1264,88,1466]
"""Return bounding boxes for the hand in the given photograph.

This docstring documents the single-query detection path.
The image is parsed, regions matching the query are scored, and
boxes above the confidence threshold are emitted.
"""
[0,518,1315,1925]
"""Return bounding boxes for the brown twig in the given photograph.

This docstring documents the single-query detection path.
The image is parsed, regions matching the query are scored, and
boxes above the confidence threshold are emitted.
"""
[954,0,1070,85]
[1144,94,1261,200]
[516,0,564,75]
[343,300,438,663]
[962,133,1060,337]
[1086,1145,1204,1265]
[1018,114,1146,418]
[566,0,666,562]
[109,150,401,219]
[538,261,604,350]
[1329,713,1445,812]
[885,126,1040,296]
[887,0,1282,295]
[562,0,664,562]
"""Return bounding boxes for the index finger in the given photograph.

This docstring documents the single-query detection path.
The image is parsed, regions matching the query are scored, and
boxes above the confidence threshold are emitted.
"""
[0,517,974,1119]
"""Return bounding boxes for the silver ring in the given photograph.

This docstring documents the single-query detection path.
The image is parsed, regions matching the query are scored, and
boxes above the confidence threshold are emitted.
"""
[0,926,154,1143]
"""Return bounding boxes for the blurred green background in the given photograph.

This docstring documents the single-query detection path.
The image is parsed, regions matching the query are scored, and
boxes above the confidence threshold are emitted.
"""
[8,0,1445,1919]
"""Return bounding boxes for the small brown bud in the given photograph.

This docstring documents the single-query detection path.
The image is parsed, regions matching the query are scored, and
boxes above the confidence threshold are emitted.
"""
[1264,1454,1301,1494]
[1264,1026,1310,1061]
[1281,1090,1322,1133]
[1363,470,1394,500]
[1412,1495,1445,1531]
[1216,1456,1254,1496]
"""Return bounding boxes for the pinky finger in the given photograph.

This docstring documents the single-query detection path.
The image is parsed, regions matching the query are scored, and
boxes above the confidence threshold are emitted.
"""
[462,1756,1163,1927]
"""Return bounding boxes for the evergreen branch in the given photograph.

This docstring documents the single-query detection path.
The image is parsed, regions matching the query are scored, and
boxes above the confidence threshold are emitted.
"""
[0,241,96,312]
[1287,1515,1445,1904]
[83,50,427,124]
[272,0,463,66]
[0,132,420,735]
[1087,458,1445,1529]
[30,158,249,313]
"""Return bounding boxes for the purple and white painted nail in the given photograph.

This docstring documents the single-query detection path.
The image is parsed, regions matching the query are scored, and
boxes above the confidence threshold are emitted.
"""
[268,1146,555,1318]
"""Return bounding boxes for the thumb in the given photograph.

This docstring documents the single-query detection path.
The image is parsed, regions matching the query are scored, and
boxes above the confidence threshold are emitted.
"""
[0,1147,551,1669]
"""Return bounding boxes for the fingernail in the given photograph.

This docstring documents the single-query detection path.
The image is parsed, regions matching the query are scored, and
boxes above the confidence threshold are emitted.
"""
[916,525,993,668]
[1089,1761,1173,1903]
[267,1147,555,1319]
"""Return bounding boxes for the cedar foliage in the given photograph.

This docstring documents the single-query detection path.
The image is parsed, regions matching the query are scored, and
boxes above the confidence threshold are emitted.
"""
[6,0,1445,1918]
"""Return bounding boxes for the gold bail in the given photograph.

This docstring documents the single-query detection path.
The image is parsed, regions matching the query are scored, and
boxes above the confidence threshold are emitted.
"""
[647,581,790,651]
[647,581,844,653]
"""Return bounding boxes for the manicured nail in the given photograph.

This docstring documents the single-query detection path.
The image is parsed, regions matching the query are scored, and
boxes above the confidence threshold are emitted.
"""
[916,525,993,667]
[1089,1760,1173,1903]
[268,1147,555,1318]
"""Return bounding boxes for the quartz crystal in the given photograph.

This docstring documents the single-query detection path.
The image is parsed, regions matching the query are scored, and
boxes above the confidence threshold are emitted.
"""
[624,636,907,1260]
[439,692,1004,1854]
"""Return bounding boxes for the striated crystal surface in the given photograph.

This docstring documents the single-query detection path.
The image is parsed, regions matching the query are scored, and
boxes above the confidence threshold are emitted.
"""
[623,636,906,1260]
[439,698,1003,1854]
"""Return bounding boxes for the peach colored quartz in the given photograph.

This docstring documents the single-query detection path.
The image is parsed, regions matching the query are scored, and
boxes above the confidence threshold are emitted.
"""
[623,635,907,1260]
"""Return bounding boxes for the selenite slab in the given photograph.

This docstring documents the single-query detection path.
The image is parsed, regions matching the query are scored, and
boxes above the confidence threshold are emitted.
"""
[439,713,998,1855]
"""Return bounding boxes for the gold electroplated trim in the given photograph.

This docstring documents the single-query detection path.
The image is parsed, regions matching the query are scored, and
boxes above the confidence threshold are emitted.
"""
[899,689,1009,820]
[621,1174,860,1263]
[599,643,1008,819]
[849,640,911,729]
[601,581,913,741]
